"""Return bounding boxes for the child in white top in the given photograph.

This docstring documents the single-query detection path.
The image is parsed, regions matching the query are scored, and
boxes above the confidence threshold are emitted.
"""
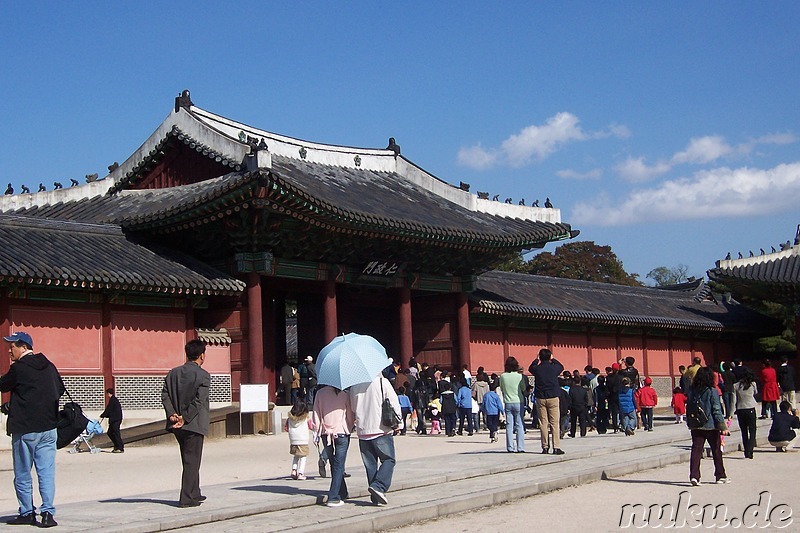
[284,401,314,480]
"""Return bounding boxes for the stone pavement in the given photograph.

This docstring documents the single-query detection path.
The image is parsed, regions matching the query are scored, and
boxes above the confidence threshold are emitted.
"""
[0,417,774,532]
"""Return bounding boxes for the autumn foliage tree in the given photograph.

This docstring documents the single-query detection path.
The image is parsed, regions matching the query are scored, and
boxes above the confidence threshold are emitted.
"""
[499,241,642,286]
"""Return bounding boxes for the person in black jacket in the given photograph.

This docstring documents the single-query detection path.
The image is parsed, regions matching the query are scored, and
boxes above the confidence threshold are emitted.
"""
[101,387,124,453]
[568,377,591,438]
[768,401,800,452]
[776,356,797,411]
[0,331,64,527]
[606,364,623,433]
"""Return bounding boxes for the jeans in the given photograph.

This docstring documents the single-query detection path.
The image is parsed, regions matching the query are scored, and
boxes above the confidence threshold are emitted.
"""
[326,434,350,503]
[721,391,735,419]
[504,402,525,452]
[359,434,396,493]
[736,407,757,458]
[457,407,474,434]
[621,411,637,432]
[12,429,57,516]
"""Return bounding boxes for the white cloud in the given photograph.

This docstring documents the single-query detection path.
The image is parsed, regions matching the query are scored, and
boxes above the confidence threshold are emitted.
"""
[458,112,623,170]
[671,135,733,165]
[737,132,797,155]
[456,144,497,170]
[556,168,603,180]
[572,162,800,226]
[614,156,671,182]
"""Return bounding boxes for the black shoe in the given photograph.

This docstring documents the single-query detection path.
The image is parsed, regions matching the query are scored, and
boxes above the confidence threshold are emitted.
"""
[6,513,37,526]
[39,512,57,528]
[178,500,201,508]
[541,448,549,454]
[553,448,565,455]
[197,495,207,502]
[343,472,351,478]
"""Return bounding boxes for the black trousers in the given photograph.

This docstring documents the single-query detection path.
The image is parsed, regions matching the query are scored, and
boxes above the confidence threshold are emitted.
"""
[174,429,204,505]
[736,407,757,458]
[569,408,587,437]
[608,399,620,431]
[107,420,124,451]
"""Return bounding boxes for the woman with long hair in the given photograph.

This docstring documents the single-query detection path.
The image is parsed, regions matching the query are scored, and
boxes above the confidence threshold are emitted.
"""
[734,370,758,459]
[760,359,780,419]
[499,356,526,453]
[688,367,730,485]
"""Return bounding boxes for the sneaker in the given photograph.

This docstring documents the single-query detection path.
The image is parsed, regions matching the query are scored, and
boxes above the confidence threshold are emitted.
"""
[368,486,388,505]
[326,499,344,507]
[112,448,124,453]
[716,478,731,484]
[6,513,37,525]
[296,473,307,480]
[318,458,327,478]
[690,478,700,486]
[553,448,565,455]
[39,512,57,528]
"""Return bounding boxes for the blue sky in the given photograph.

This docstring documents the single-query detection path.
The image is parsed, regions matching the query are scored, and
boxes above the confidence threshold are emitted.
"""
[1,3,798,283]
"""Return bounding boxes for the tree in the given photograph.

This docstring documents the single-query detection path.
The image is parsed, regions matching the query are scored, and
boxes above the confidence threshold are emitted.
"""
[523,241,642,286]
[646,264,691,286]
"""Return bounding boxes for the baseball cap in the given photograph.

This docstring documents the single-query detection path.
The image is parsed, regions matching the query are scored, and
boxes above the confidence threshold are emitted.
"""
[644,377,653,386]
[3,331,33,348]
[611,363,620,371]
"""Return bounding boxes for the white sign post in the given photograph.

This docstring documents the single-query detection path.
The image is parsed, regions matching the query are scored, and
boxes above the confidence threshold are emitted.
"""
[239,384,269,436]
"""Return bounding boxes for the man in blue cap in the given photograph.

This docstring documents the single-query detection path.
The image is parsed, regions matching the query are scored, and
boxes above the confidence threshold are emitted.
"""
[0,331,65,527]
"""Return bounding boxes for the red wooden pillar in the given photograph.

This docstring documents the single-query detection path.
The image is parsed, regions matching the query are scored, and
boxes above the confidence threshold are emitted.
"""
[0,295,10,377]
[667,334,675,387]
[398,286,412,370]
[456,292,471,370]
[101,302,114,392]
[262,288,277,399]
[324,277,338,344]
[502,318,510,358]
[247,272,264,384]
[641,330,649,378]
[586,326,593,368]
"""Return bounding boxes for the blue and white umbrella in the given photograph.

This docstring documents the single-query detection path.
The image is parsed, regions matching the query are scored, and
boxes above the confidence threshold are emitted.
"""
[316,333,392,390]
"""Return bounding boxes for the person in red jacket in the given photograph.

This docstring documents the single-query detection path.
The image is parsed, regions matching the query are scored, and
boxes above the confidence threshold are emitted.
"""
[760,359,781,419]
[635,377,659,431]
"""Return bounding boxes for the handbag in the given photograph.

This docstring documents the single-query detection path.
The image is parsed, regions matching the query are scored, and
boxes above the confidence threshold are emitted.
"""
[56,378,89,449]
[380,379,402,429]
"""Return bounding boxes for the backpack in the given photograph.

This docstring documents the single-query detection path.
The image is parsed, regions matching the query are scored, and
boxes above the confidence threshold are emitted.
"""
[685,391,709,429]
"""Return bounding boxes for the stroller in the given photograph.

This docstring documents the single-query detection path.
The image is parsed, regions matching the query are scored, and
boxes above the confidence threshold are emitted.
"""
[68,419,104,454]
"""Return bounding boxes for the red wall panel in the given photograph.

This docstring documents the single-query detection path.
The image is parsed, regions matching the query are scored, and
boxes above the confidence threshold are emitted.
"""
[591,335,618,371]
[551,332,588,373]
[646,339,670,376]
[10,307,102,372]
[469,328,505,375]
[112,312,186,373]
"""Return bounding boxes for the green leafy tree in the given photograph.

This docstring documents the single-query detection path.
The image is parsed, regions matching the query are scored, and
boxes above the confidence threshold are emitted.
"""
[646,264,692,286]
[524,241,642,286]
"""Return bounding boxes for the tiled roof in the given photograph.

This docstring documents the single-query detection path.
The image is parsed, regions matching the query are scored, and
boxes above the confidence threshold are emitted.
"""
[0,215,245,296]
[709,254,800,285]
[196,328,232,346]
[471,271,774,332]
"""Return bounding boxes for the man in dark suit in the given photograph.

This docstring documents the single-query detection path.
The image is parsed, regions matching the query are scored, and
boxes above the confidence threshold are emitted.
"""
[161,339,210,508]
[100,387,124,453]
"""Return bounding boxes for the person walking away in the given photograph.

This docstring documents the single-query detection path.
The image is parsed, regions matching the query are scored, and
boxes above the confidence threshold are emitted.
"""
[101,387,125,453]
[411,379,429,435]
[440,383,457,437]
[776,356,797,411]
[720,362,736,420]
[285,401,314,480]
[567,376,590,438]
[161,339,210,508]
[350,374,401,506]
[396,386,413,435]
[767,401,800,452]
[303,356,318,408]
[759,359,780,419]
[671,386,687,424]
[618,378,637,435]
[529,349,565,455]
[687,367,730,485]
[619,357,641,391]
[280,361,295,406]
[606,365,622,433]
[471,373,489,431]
[734,370,758,459]
[594,375,610,434]
[455,377,474,436]
[636,378,658,431]
[0,331,64,527]
[483,382,503,442]
[312,385,353,506]
[500,357,527,453]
